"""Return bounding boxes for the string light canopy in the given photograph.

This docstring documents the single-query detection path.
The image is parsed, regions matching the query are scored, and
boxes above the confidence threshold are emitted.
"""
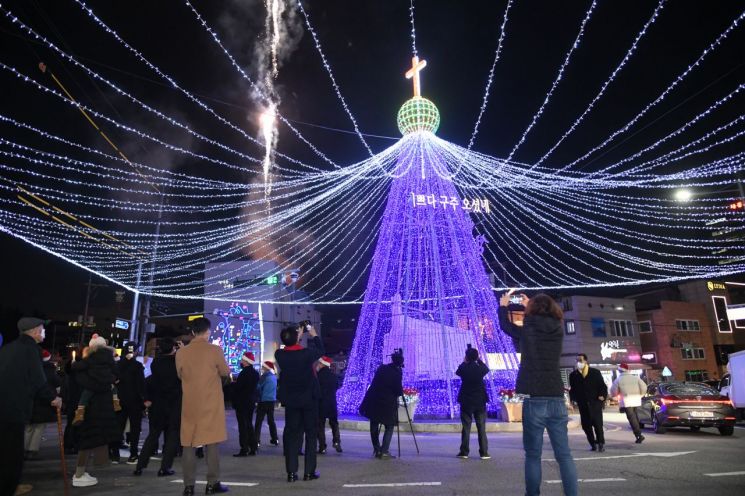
[0,1,742,309]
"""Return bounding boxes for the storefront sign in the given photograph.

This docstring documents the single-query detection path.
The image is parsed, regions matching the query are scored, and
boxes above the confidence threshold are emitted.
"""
[707,281,726,291]
[600,340,628,360]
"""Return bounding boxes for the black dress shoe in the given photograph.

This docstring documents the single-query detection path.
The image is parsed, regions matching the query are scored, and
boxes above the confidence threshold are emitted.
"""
[205,481,229,494]
[333,442,343,453]
[303,472,320,481]
[270,439,279,446]
[232,451,248,457]
[318,447,326,454]
[158,468,176,477]
[635,434,645,444]
[183,486,195,496]
[287,472,298,482]
[132,468,143,476]
[590,443,597,451]
[598,443,605,452]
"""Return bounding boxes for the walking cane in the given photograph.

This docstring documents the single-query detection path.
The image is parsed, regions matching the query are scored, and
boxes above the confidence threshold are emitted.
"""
[56,407,70,496]
[400,394,420,455]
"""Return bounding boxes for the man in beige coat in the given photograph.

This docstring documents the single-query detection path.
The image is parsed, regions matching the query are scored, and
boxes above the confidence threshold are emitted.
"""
[610,362,647,444]
[176,318,231,495]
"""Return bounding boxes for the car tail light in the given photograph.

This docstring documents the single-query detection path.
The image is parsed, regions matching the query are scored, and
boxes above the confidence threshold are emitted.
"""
[667,416,679,420]
[725,416,736,420]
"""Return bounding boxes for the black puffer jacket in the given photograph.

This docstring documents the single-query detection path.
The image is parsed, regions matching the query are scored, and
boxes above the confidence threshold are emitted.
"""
[498,306,564,397]
[359,363,403,425]
[117,357,145,408]
[30,361,62,424]
[74,348,120,450]
[456,360,489,412]
[317,367,339,418]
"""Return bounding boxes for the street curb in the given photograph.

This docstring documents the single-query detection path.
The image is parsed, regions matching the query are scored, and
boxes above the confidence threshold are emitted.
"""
[339,417,581,433]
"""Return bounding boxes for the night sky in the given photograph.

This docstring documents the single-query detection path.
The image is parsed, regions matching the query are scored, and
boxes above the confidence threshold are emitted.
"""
[1,1,743,338]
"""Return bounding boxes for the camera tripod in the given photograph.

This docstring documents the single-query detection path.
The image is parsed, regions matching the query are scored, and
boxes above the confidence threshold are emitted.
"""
[396,393,420,456]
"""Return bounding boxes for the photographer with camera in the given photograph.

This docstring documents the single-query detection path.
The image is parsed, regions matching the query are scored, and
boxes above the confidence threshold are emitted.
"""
[498,291,577,496]
[274,321,324,482]
[359,349,404,459]
[455,345,490,459]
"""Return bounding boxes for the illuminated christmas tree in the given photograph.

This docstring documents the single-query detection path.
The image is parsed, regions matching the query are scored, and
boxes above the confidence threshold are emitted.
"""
[337,58,518,418]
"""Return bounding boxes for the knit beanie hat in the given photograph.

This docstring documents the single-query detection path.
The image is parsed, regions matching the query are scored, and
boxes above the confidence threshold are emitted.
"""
[89,333,107,350]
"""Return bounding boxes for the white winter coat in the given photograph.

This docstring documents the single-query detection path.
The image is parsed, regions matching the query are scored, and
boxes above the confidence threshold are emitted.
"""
[610,371,647,408]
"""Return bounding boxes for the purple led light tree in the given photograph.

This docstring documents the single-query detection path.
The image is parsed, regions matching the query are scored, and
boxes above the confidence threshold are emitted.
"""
[337,57,518,419]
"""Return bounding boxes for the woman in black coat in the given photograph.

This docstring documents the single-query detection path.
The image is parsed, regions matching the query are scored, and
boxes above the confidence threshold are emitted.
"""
[62,357,83,454]
[71,343,120,487]
[359,353,403,458]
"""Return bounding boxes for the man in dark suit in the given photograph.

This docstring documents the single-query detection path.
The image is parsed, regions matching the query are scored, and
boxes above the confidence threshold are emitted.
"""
[456,346,490,459]
[274,323,324,482]
[569,353,608,452]
[232,351,259,457]
[359,351,404,459]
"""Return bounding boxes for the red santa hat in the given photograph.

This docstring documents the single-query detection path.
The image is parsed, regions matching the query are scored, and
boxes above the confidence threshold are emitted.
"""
[318,356,332,368]
[618,362,630,371]
[41,349,51,362]
[262,361,275,372]
[241,352,256,365]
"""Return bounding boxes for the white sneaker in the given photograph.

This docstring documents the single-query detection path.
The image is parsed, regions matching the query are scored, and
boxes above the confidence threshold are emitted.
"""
[72,473,98,487]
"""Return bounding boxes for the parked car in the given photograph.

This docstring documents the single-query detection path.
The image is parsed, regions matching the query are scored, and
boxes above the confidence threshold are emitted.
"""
[637,382,737,436]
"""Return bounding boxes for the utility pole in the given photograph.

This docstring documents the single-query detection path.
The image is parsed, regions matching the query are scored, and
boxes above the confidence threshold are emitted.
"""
[80,275,108,344]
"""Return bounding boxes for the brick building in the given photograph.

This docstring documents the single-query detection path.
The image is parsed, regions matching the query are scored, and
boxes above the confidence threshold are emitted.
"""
[637,300,720,382]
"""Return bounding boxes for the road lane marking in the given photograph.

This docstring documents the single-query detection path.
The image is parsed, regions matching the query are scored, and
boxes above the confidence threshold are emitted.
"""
[343,482,442,488]
[704,471,745,477]
[547,478,626,484]
[545,451,696,462]
[170,480,259,487]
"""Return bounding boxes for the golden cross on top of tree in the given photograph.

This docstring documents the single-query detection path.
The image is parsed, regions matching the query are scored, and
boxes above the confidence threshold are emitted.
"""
[405,56,427,97]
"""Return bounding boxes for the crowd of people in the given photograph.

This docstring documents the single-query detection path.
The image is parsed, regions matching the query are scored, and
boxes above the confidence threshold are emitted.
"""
[0,291,651,496]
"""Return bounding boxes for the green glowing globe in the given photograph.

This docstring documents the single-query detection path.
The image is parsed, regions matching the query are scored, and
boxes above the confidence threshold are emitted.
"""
[397,97,440,135]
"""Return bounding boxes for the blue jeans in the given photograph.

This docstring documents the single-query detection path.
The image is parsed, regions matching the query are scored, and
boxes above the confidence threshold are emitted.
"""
[522,397,578,496]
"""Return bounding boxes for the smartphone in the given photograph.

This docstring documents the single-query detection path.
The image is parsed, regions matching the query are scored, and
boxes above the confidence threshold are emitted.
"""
[509,294,523,305]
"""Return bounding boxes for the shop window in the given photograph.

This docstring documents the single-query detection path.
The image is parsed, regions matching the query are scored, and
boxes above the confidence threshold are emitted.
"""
[684,370,709,382]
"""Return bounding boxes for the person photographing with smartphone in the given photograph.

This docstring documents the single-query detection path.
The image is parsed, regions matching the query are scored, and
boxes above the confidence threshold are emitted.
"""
[274,321,324,482]
[498,290,578,496]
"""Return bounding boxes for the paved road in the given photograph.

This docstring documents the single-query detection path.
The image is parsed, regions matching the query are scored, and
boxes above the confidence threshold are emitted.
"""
[20,413,745,495]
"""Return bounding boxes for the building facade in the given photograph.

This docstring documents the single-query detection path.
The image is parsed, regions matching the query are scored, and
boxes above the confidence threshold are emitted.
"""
[637,300,720,383]
[204,261,321,374]
[560,295,645,388]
